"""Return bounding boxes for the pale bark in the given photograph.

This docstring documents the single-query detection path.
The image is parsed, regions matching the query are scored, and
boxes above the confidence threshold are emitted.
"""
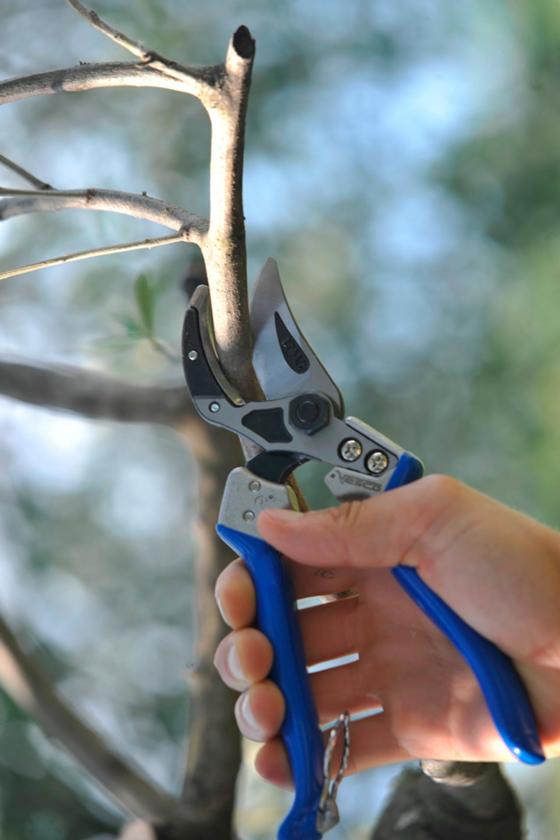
[0,233,190,282]
[203,27,260,397]
[0,187,206,234]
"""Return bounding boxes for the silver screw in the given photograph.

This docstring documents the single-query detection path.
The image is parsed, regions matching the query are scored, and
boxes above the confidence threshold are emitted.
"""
[209,401,220,413]
[242,510,255,522]
[339,439,362,462]
[188,350,198,361]
[366,450,389,475]
[249,480,261,492]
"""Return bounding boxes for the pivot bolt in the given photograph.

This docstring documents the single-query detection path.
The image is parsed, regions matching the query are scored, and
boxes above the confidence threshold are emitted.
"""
[249,480,261,492]
[289,393,331,436]
[339,439,362,462]
[366,450,389,475]
[242,510,255,522]
[188,350,198,361]
[209,401,221,413]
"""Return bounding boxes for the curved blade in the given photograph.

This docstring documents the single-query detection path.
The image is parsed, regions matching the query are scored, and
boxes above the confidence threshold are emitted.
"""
[250,258,344,417]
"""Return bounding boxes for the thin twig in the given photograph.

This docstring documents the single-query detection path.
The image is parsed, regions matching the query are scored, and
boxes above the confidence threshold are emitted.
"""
[0,186,207,236]
[64,0,219,92]
[0,153,52,190]
[0,231,188,282]
[0,61,218,107]
[65,0,150,61]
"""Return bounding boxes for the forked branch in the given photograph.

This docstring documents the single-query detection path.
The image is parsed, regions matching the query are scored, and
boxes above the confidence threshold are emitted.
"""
[0,3,262,837]
[65,0,155,61]
[0,153,52,189]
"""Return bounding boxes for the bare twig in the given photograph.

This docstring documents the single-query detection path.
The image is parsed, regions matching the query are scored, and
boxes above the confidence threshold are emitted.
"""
[0,153,52,190]
[0,231,189,282]
[0,187,207,236]
[0,614,179,823]
[0,61,218,106]
[64,0,221,93]
[65,0,151,61]
[0,360,193,425]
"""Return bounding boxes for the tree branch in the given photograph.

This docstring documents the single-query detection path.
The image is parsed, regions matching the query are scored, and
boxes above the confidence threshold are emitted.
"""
[0,613,179,824]
[0,231,189,282]
[64,0,223,94]
[0,8,261,837]
[0,153,52,190]
[202,27,260,397]
[0,61,219,106]
[0,352,244,838]
[0,360,193,425]
[174,421,243,839]
[65,0,153,61]
[0,187,207,236]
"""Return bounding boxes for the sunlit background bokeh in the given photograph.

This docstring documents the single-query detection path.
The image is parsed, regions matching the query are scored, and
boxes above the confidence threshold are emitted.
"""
[0,1,559,837]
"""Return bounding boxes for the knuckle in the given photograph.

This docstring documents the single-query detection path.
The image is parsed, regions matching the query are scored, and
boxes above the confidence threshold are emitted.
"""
[420,474,465,509]
[325,501,363,529]
[322,501,365,565]
[401,474,468,569]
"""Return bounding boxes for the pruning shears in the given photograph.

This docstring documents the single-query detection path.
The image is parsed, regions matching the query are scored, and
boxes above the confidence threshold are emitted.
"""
[182,258,544,839]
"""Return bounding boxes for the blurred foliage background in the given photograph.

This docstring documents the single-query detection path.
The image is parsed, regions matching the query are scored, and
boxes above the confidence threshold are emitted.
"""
[0,0,559,837]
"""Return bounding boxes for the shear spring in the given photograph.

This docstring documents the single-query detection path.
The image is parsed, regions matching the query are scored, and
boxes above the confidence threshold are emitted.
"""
[316,711,351,834]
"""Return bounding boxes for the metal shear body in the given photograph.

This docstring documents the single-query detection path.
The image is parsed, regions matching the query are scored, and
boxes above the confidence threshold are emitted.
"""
[182,259,544,839]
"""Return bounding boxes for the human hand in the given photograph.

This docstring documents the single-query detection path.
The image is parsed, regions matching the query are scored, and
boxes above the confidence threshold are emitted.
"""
[213,475,560,787]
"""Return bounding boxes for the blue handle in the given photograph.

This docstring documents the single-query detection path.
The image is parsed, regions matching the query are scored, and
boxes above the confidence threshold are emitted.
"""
[217,524,324,840]
[387,454,545,765]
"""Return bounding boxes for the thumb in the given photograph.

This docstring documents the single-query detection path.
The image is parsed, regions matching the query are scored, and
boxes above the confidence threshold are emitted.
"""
[258,475,560,662]
[257,474,459,570]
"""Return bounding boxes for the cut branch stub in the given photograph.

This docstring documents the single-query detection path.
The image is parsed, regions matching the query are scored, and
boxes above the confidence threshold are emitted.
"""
[231,25,256,62]
[204,25,260,400]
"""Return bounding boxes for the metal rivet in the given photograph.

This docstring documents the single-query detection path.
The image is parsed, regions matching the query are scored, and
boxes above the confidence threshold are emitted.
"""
[249,480,261,492]
[209,401,220,413]
[188,350,198,361]
[242,510,255,522]
[339,439,362,462]
[366,450,389,475]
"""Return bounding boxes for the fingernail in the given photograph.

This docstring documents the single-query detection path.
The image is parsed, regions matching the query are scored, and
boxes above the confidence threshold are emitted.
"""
[215,592,227,624]
[235,692,264,740]
[227,644,246,685]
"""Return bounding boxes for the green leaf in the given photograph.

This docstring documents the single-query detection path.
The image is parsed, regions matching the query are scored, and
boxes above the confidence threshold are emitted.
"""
[121,315,144,338]
[134,273,155,337]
